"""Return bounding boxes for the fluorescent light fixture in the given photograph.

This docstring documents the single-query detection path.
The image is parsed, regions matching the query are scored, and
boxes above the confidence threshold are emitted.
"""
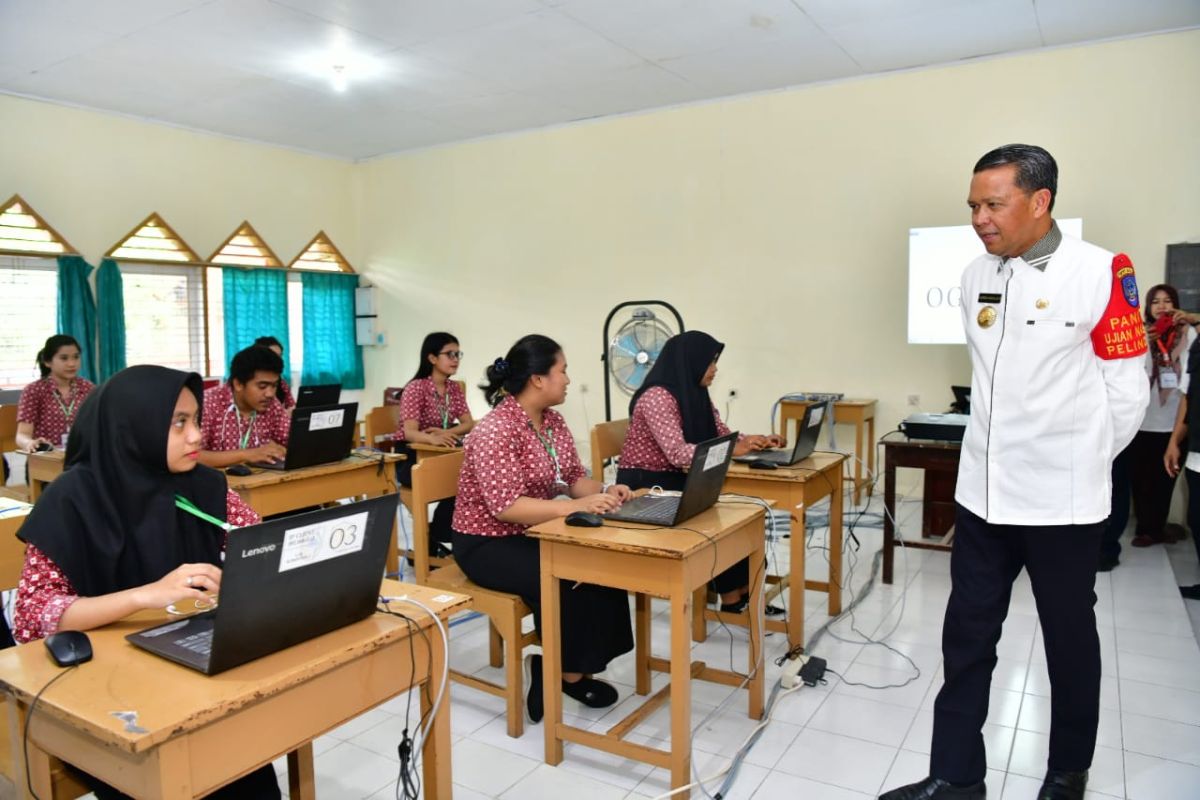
[294,40,384,93]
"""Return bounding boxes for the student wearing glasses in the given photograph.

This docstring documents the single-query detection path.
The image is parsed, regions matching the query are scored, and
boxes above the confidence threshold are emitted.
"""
[394,333,477,555]
[16,334,95,454]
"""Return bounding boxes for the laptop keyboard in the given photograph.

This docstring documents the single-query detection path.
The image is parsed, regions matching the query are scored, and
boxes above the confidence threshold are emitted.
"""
[610,496,679,521]
[175,628,214,656]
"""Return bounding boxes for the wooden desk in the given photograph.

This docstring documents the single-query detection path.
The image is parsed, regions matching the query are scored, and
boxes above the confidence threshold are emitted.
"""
[778,399,876,505]
[882,439,960,584]
[718,452,847,648]
[0,581,467,800]
[407,442,461,461]
[529,503,765,799]
[26,450,64,504]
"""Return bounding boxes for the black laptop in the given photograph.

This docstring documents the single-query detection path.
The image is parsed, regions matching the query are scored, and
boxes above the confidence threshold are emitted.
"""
[255,401,358,471]
[951,385,971,414]
[734,401,827,466]
[127,494,398,675]
[602,432,737,526]
[295,383,341,409]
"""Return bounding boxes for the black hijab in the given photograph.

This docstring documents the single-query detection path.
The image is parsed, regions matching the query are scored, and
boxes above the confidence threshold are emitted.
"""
[629,330,725,444]
[19,366,226,597]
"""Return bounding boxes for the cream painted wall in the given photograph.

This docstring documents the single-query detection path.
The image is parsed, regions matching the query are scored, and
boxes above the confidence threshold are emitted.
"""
[0,94,357,268]
[356,30,1200,462]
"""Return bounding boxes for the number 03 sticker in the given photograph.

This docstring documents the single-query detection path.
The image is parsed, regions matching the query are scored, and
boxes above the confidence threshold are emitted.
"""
[279,510,369,572]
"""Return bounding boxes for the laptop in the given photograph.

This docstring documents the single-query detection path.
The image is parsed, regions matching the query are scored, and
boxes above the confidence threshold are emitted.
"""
[734,401,827,466]
[127,494,398,675]
[255,402,358,471]
[295,383,341,409]
[951,385,972,414]
[602,432,737,526]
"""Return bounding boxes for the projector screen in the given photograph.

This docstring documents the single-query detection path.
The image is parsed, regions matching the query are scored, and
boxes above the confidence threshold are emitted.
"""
[907,218,1082,344]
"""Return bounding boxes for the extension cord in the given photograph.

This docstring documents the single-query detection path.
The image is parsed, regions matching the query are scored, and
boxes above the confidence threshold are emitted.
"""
[780,654,827,689]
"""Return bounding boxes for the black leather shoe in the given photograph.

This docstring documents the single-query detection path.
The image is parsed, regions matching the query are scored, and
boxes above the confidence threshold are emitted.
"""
[1181,584,1200,600]
[879,776,986,799]
[1037,770,1087,799]
[524,654,543,723]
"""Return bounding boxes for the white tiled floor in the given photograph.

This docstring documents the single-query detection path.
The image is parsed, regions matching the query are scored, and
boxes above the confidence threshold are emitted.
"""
[272,496,1200,799]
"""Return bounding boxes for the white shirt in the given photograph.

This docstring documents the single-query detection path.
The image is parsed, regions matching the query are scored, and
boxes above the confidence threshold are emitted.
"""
[1140,325,1194,433]
[955,233,1149,526]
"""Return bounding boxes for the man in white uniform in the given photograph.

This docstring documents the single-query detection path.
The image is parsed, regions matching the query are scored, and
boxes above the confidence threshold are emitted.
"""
[881,145,1148,800]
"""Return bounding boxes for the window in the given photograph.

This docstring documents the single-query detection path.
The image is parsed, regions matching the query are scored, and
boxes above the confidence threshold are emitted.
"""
[289,231,354,273]
[121,263,206,373]
[206,269,304,379]
[0,195,75,257]
[0,256,58,388]
[209,222,282,268]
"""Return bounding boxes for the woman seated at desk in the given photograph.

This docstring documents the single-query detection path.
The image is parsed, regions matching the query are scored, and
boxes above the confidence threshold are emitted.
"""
[451,334,633,722]
[395,332,477,556]
[616,330,783,615]
[16,334,94,454]
[13,365,279,799]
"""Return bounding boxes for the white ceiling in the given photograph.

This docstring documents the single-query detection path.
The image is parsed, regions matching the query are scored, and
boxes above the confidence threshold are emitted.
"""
[2,0,1197,161]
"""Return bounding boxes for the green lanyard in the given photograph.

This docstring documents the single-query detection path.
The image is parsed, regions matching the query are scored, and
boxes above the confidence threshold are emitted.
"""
[439,391,451,429]
[174,494,233,532]
[235,409,257,449]
[53,383,78,421]
[531,425,566,487]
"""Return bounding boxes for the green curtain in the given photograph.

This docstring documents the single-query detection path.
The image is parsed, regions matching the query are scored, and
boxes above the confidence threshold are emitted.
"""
[222,267,290,378]
[300,271,364,389]
[55,255,97,383]
[95,258,126,382]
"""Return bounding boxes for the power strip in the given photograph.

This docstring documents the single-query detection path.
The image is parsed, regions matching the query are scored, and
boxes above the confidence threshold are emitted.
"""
[781,654,827,689]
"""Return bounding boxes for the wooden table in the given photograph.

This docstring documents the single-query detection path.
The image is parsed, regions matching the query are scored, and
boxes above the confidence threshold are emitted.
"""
[778,399,876,505]
[0,507,30,587]
[882,439,960,584]
[26,450,64,503]
[406,442,460,461]
[529,502,765,799]
[0,581,467,800]
[718,452,847,649]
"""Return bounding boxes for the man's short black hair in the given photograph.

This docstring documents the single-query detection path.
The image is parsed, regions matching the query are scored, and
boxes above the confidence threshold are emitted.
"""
[254,335,283,351]
[228,345,283,385]
[973,144,1058,212]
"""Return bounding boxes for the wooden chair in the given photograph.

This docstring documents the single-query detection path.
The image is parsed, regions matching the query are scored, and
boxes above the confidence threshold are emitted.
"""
[363,405,401,450]
[590,418,630,481]
[410,451,537,738]
[0,405,17,454]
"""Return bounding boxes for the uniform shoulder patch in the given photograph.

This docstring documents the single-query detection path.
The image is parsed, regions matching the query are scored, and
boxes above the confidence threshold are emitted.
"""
[1090,253,1148,360]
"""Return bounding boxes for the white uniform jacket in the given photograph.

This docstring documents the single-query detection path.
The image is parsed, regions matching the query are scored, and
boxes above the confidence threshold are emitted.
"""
[955,233,1149,526]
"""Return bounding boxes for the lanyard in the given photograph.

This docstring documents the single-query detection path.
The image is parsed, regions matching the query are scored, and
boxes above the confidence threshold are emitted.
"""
[531,424,566,487]
[174,494,233,532]
[230,405,257,449]
[53,383,77,421]
[1156,330,1177,365]
[439,391,451,429]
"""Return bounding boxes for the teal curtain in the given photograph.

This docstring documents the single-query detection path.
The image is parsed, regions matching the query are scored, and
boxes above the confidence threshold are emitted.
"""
[55,255,97,383]
[301,271,364,389]
[95,258,126,382]
[222,267,289,378]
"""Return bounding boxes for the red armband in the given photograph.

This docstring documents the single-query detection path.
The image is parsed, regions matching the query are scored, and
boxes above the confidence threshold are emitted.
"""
[1090,254,1148,360]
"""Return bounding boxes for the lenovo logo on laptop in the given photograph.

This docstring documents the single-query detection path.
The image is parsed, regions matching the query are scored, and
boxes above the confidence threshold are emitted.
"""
[241,544,277,558]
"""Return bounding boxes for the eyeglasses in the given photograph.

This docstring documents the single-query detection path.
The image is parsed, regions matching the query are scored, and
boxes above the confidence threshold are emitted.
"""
[439,350,464,360]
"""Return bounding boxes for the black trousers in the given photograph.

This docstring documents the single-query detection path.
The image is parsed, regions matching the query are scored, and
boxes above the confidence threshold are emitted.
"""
[1129,430,1177,539]
[931,504,1103,785]
[616,467,749,595]
[1186,470,1200,565]
[452,531,633,674]
[1101,443,1132,562]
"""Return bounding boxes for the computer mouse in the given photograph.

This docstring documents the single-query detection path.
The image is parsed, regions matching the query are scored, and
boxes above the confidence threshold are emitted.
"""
[226,464,253,477]
[34,441,53,452]
[749,461,778,470]
[44,630,93,667]
[565,511,604,527]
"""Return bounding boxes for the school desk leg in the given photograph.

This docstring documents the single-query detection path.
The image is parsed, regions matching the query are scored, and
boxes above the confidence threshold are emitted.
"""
[747,533,765,721]
[828,464,844,616]
[669,576,693,798]
[287,743,315,800]
[788,503,807,652]
[540,542,564,765]
[8,697,51,800]
[421,619,453,799]
[635,593,651,695]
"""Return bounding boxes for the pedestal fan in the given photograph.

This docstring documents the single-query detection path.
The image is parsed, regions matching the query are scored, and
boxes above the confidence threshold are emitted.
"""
[602,301,684,421]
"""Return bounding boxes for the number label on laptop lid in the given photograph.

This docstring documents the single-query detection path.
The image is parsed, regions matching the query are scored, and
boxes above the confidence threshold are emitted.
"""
[279,509,368,572]
[308,408,346,432]
[703,440,731,471]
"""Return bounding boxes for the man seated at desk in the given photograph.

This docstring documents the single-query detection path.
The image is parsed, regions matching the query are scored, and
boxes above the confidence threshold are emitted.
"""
[198,345,291,469]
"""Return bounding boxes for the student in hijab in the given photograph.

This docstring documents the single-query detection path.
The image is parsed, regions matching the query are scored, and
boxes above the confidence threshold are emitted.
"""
[616,330,783,613]
[13,365,278,800]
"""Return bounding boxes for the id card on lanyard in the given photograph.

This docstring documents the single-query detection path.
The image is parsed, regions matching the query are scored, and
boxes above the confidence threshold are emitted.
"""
[1157,334,1180,389]
[531,424,569,491]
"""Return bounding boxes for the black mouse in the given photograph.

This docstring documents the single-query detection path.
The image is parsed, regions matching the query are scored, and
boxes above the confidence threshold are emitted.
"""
[226,464,253,477]
[565,511,604,527]
[44,630,93,667]
[34,441,54,452]
[749,461,778,470]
